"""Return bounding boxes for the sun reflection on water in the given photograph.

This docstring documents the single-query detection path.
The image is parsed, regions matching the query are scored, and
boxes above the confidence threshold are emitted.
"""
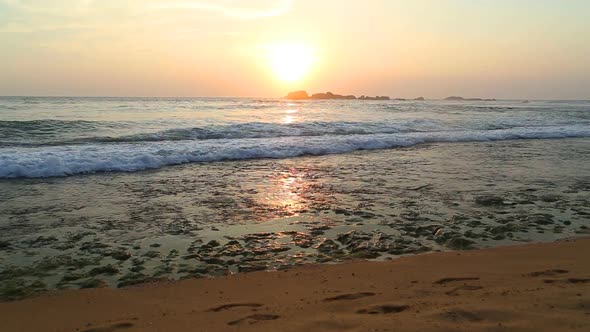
[282,115,295,124]
[282,109,300,124]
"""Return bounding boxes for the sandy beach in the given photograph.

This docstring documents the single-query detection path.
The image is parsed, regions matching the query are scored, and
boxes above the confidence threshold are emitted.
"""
[1,237,588,332]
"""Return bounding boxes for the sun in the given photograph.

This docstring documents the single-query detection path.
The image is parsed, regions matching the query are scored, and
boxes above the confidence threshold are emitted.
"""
[267,42,315,83]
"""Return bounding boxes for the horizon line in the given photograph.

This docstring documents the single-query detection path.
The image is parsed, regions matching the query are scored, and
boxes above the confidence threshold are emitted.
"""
[1,95,589,101]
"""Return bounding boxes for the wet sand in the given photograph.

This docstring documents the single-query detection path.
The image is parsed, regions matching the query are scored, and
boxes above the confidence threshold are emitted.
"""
[1,237,588,332]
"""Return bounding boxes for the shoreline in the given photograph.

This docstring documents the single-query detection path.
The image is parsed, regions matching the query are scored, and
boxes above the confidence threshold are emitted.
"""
[1,237,589,331]
[2,138,589,300]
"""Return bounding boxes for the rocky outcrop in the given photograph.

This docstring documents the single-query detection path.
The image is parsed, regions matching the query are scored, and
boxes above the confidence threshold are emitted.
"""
[310,92,357,100]
[285,90,309,100]
[415,97,425,101]
[284,91,390,100]
[445,96,496,101]
[358,95,390,100]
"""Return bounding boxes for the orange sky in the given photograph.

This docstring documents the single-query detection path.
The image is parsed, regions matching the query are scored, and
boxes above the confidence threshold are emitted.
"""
[0,0,589,99]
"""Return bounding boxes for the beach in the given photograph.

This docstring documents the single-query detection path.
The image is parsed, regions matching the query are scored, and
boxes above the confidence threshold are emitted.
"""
[0,97,589,330]
[2,1,590,330]
[1,237,589,331]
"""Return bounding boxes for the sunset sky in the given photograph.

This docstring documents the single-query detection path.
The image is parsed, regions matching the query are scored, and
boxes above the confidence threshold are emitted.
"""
[1,0,589,99]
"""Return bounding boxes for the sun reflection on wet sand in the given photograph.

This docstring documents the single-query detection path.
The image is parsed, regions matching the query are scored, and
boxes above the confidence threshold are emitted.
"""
[250,165,329,220]
[266,168,306,215]
[240,163,336,222]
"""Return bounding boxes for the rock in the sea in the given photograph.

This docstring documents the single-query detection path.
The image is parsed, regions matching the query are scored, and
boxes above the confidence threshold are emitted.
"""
[315,239,340,253]
[206,240,220,247]
[336,231,371,245]
[238,263,267,273]
[143,250,161,258]
[88,265,119,276]
[415,97,425,101]
[487,223,522,236]
[284,90,393,100]
[526,214,554,225]
[79,279,107,289]
[358,95,390,100]
[434,230,475,250]
[475,195,505,206]
[445,96,465,101]
[60,273,85,282]
[291,232,313,248]
[333,208,352,216]
[220,242,245,256]
[445,96,496,101]
[203,257,225,265]
[445,237,476,250]
[285,90,309,100]
[350,250,380,259]
[110,250,131,261]
[310,92,357,100]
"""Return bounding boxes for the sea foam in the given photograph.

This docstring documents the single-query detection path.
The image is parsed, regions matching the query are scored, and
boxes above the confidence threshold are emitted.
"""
[1,125,588,178]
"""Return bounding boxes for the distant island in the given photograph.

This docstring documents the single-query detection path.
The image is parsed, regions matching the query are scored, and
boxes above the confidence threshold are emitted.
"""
[284,91,496,101]
[284,90,425,101]
[445,96,496,101]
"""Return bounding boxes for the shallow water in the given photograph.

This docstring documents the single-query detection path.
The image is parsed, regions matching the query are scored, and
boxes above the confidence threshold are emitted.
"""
[1,138,589,299]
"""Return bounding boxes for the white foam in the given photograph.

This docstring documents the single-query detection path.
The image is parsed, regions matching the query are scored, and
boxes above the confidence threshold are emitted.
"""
[1,126,589,178]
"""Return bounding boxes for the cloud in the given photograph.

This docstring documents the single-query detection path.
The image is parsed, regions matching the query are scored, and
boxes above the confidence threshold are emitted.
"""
[0,0,294,34]
[0,0,95,16]
[148,0,294,19]
[0,0,294,19]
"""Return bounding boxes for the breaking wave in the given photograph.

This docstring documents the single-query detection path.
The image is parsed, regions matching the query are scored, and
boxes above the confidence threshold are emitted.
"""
[0,120,444,146]
[1,125,589,178]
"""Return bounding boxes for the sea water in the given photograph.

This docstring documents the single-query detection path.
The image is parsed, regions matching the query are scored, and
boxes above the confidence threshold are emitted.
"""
[1,97,589,178]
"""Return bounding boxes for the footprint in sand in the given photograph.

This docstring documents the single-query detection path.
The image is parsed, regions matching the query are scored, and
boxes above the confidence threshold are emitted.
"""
[434,277,480,285]
[527,269,569,277]
[440,309,483,322]
[81,322,134,332]
[445,285,484,296]
[227,314,280,326]
[544,278,590,284]
[207,303,263,312]
[357,304,409,314]
[438,308,516,323]
[323,292,376,302]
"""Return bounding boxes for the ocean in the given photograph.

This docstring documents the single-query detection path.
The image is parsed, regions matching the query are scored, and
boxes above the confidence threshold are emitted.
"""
[1,97,589,178]
[1,97,589,298]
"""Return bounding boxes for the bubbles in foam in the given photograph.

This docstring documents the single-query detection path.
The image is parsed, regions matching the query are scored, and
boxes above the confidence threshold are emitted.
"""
[1,126,589,178]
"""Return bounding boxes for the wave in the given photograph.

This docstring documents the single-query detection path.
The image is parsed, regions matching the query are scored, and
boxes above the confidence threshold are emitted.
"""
[88,120,445,142]
[3,118,571,147]
[0,119,122,130]
[1,125,589,178]
[0,120,446,146]
[0,120,129,144]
